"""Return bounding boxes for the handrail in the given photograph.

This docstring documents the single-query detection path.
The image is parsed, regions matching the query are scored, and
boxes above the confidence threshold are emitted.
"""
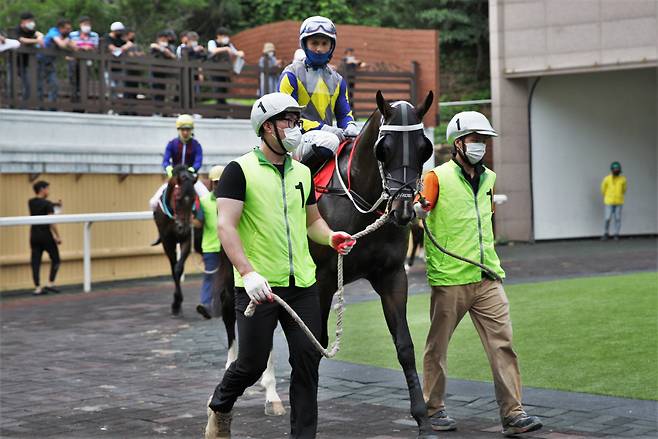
[0,211,153,292]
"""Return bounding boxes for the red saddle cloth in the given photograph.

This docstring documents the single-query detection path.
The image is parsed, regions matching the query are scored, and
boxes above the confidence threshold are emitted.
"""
[313,139,353,201]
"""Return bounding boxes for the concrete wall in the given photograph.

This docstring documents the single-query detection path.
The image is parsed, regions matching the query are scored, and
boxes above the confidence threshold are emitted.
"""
[232,21,440,126]
[531,68,657,239]
[500,0,657,77]
[489,0,658,241]
[0,110,259,174]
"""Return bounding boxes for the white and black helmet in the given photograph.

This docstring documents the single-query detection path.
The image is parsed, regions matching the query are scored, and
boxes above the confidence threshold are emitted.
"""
[251,93,304,136]
[446,111,497,145]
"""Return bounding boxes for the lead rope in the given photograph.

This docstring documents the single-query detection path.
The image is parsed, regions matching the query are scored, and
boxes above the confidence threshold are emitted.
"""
[243,212,391,358]
[420,217,502,282]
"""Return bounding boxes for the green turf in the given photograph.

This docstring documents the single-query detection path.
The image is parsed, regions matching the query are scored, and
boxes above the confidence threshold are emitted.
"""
[328,272,658,400]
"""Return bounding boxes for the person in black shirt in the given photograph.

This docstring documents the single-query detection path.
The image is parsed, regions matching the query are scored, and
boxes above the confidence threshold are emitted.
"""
[28,181,62,295]
[15,12,44,100]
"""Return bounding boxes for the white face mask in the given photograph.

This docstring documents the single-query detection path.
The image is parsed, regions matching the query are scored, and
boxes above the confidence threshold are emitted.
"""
[464,142,486,164]
[221,36,230,45]
[25,21,36,31]
[190,40,198,48]
[80,25,91,34]
[281,126,302,152]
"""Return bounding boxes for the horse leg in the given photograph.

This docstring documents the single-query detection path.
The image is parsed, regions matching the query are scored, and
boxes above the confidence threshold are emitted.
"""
[162,238,182,316]
[171,239,191,315]
[370,269,436,438]
[261,350,285,416]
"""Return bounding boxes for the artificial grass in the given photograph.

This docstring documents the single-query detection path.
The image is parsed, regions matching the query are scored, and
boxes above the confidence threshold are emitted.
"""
[329,272,658,400]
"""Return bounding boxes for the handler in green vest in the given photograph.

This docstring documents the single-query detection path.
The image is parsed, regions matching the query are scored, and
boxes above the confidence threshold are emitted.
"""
[205,92,356,439]
[414,111,542,436]
[196,164,225,320]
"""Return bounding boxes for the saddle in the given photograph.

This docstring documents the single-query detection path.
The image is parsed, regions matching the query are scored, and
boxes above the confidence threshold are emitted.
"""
[313,137,357,201]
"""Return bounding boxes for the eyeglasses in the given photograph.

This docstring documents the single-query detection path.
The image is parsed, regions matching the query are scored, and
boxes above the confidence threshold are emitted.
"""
[277,118,302,128]
[300,21,336,36]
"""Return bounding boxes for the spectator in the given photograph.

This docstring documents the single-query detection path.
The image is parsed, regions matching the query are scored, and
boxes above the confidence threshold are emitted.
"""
[176,31,205,60]
[207,27,243,104]
[601,161,627,240]
[150,31,176,103]
[258,42,281,96]
[121,28,143,105]
[15,12,44,100]
[341,47,365,104]
[40,18,73,103]
[68,16,99,103]
[28,181,62,296]
[106,22,130,99]
[195,165,224,320]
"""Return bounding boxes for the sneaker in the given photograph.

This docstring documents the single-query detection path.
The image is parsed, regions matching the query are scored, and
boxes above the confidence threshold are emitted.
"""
[430,409,457,431]
[205,408,231,439]
[196,304,212,320]
[502,413,542,436]
[32,287,46,296]
[44,286,60,294]
[601,234,609,241]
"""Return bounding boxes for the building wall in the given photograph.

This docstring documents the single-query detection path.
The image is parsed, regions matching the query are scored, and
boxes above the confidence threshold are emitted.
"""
[531,68,657,239]
[490,0,658,241]
[232,21,439,126]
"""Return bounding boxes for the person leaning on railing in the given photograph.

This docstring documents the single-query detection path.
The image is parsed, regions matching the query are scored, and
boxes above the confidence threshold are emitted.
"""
[14,12,44,101]
[67,16,99,104]
[149,30,177,104]
[39,18,73,103]
[206,27,244,105]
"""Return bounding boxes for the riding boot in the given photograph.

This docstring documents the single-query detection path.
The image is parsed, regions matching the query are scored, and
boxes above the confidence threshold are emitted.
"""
[300,144,334,176]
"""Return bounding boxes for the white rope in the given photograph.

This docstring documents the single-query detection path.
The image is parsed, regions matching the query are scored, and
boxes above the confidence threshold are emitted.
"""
[244,212,391,358]
[333,148,389,214]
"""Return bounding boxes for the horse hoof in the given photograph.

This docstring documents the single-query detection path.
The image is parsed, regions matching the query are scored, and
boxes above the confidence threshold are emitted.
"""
[264,400,286,417]
[171,303,182,316]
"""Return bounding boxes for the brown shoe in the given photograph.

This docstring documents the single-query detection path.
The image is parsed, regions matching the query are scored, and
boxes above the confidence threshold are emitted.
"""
[205,396,231,439]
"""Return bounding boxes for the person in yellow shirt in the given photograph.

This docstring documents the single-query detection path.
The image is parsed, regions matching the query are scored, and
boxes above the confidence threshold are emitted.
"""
[600,161,627,240]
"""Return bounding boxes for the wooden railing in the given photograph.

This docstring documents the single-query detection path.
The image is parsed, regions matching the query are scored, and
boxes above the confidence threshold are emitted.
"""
[0,44,417,119]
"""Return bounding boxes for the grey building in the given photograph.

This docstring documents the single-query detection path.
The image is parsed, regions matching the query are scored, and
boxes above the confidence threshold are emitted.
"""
[489,0,657,240]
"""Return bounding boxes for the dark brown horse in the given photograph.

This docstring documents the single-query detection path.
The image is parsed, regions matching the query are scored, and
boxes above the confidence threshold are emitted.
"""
[215,91,437,436]
[154,165,201,315]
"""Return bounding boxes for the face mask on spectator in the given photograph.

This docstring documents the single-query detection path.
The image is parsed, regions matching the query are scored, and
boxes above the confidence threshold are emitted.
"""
[25,21,36,31]
[190,40,198,48]
[221,36,229,45]
[159,40,168,47]
[81,25,91,34]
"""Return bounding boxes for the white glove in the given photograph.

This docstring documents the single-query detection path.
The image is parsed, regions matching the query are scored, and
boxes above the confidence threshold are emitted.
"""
[413,201,430,220]
[242,271,272,303]
[343,122,359,138]
[321,124,345,142]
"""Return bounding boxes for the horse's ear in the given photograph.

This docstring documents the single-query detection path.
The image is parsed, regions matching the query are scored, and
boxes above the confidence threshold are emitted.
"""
[415,90,434,121]
[376,90,393,119]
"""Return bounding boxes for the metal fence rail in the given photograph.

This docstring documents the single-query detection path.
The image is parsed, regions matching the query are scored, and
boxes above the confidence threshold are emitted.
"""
[0,211,152,293]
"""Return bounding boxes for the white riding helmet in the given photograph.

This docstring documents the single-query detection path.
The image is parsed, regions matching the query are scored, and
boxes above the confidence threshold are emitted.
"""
[446,111,497,145]
[209,165,224,181]
[251,92,304,136]
[176,114,195,130]
[299,16,337,43]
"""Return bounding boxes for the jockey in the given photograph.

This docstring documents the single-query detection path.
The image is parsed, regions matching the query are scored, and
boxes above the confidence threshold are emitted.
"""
[149,114,209,210]
[279,16,358,174]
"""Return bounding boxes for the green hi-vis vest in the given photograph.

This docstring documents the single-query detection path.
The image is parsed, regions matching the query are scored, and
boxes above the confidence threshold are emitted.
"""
[424,160,505,286]
[199,192,220,253]
[233,148,316,288]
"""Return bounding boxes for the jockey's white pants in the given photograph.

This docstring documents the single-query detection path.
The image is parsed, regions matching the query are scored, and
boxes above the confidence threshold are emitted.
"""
[149,180,209,211]
[293,130,340,161]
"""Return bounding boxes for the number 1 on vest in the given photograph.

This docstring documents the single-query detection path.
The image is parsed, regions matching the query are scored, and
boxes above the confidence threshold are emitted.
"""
[295,182,305,208]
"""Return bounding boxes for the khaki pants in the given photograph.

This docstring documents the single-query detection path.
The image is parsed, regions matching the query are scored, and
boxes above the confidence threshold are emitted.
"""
[423,279,524,421]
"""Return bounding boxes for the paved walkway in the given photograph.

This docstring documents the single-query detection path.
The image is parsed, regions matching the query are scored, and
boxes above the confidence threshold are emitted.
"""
[1,238,656,438]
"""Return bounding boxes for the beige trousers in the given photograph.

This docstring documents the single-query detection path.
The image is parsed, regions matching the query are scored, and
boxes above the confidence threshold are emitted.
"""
[422,279,524,421]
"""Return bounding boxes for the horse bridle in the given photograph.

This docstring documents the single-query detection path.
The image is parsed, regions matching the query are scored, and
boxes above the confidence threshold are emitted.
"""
[335,102,427,214]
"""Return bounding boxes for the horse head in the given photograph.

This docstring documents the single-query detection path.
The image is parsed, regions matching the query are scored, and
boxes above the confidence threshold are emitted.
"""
[375,90,434,226]
[169,164,198,235]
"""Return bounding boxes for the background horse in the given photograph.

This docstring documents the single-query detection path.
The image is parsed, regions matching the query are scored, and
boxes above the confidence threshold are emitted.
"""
[309,90,436,438]
[154,165,201,315]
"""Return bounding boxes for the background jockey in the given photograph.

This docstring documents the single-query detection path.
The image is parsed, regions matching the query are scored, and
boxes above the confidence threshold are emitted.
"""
[279,16,359,174]
[149,114,209,210]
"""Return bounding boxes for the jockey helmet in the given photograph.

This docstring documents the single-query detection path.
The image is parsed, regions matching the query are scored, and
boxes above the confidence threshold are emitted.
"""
[176,114,195,130]
[299,16,336,67]
[209,165,224,181]
[251,92,304,136]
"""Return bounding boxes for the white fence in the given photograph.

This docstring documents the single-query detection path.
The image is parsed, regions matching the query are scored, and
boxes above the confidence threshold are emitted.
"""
[0,211,152,292]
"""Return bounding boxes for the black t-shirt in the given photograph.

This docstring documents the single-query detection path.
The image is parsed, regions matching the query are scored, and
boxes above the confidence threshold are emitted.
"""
[215,160,316,205]
[28,197,54,237]
[15,26,38,64]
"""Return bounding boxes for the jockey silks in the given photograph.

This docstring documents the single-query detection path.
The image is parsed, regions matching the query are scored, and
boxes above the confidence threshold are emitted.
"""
[424,160,505,286]
[161,137,203,172]
[233,149,316,288]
